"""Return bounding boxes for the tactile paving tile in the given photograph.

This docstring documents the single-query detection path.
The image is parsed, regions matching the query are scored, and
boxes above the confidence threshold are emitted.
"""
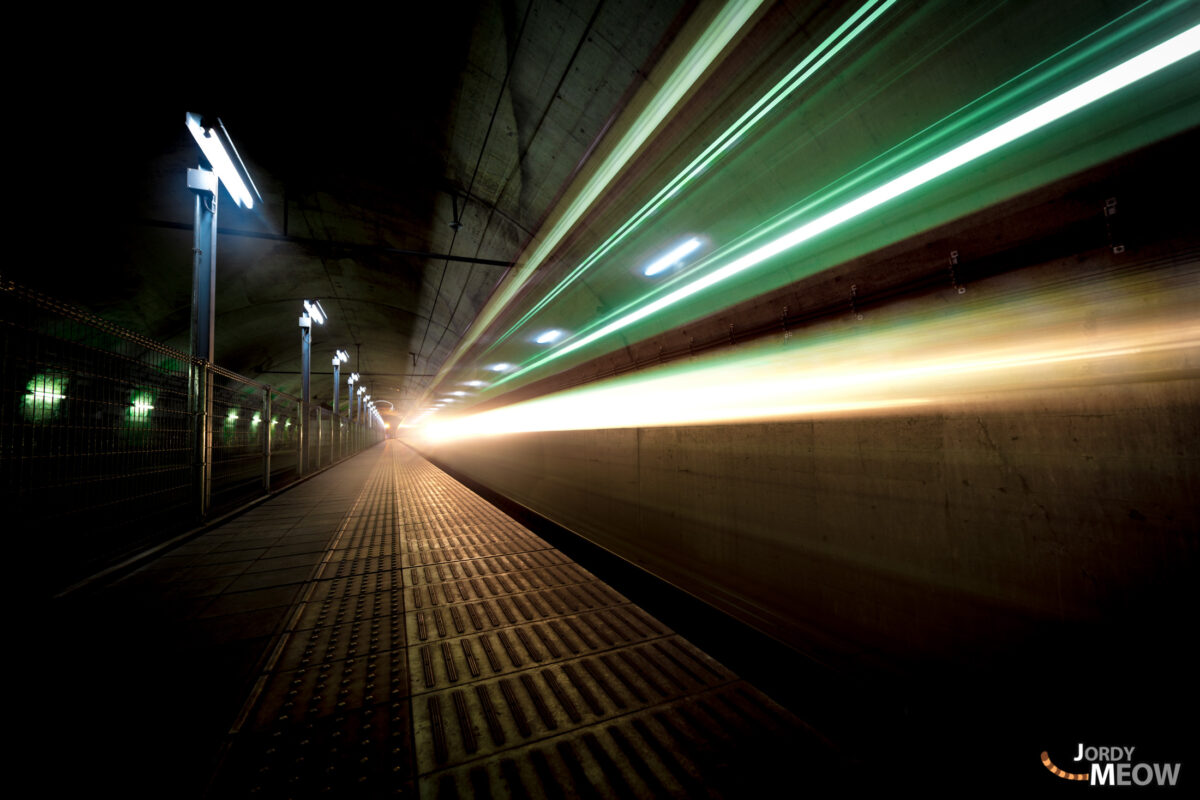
[213,443,828,798]
[252,651,408,728]
[409,639,740,770]
[418,681,820,800]
[214,702,414,799]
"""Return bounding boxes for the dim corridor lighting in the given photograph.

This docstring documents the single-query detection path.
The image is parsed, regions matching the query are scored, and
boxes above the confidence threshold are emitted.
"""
[184,113,259,209]
[642,237,703,276]
[129,391,156,422]
[496,20,1200,386]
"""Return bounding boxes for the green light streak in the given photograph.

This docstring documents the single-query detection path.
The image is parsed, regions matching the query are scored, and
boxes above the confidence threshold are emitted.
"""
[423,0,768,403]
[495,20,1200,387]
[700,0,1190,271]
[488,0,896,348]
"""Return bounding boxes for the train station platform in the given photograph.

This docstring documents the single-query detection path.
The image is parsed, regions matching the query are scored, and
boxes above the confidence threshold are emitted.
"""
[48,440,833,798]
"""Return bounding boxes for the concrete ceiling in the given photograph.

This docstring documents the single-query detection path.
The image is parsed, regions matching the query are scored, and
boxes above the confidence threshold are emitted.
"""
[14,0,690,420]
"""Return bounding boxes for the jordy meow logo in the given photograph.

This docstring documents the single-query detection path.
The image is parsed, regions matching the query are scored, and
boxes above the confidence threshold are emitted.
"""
[1041,744,1182,787]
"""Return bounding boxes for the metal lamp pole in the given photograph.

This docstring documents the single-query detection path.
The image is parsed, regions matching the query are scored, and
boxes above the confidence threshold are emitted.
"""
[299,300,327,475]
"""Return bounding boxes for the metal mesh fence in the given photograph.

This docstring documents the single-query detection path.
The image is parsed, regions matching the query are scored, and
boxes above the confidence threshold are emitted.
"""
[210,366,269,512]
[269,390,301,487]
[1,279,383,590]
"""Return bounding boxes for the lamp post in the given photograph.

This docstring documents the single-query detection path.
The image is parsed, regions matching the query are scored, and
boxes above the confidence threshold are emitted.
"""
[185,112,260,518]
[348,373,359,421]
[347,372,359,451]
[300,299,327,474]
[332,350,348,460]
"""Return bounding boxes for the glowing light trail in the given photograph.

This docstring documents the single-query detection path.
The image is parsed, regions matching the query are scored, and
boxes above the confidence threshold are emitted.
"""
[426,0,770,395]
[416,269,1200,440]
[495,21,1200,386]
[488,0,896,341]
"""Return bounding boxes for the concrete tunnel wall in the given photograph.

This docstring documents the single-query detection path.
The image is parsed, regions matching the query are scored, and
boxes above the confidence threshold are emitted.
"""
[417,378,1198,678]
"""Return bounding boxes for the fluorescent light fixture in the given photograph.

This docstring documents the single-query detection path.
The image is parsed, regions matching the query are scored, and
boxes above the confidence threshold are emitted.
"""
[303,299,327,325]
[462,380,486,387]
[643,237,703,276]
[129,391,155,421]
[488,363,514,372]
[450,391,467,397]
[535,329,564,344]
[502,21,1200,383]
[185,112,258,209]
[336,349,349,363]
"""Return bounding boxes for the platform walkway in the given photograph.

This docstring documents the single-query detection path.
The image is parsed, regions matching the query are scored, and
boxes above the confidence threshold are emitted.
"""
[49,440,831,798]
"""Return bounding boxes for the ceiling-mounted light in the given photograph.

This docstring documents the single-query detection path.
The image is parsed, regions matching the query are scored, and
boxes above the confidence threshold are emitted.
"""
[462,380,486,387]
[487,363,513,372]
[535,329,563,344]
[304,299,327,325]
[643,237,702,276]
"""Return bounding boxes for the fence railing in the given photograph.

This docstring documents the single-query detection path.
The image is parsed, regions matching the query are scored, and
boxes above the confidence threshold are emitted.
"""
[0,278,385,590]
